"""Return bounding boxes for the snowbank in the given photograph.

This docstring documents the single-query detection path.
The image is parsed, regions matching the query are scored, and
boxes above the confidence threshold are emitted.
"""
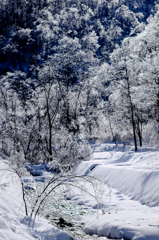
[0,160,76,240]
[75,162,159,207]
[72,144,159,239]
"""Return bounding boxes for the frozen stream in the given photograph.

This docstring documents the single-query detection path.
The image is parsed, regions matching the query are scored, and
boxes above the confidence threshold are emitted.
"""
[29,179,109,240]
[24,144,159,239]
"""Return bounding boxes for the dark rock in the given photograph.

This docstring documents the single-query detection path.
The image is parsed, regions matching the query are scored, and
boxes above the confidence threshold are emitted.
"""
[58,217,73,228]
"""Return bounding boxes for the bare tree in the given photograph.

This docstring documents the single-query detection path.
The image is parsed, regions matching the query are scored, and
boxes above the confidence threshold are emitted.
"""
[124,58,137,151]
[1,160,106,223]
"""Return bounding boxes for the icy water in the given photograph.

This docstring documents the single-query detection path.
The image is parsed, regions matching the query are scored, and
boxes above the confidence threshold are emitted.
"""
[27,172,125,240]
[29,180,109,240]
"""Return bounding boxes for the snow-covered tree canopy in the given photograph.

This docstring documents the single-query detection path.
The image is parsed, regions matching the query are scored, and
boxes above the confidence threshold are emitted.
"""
[0,0,159,161]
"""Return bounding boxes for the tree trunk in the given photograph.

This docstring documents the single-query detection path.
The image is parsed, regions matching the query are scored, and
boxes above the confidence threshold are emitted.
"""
[131,105,137,151]
[125,62,137,151]
[108,114,117,145]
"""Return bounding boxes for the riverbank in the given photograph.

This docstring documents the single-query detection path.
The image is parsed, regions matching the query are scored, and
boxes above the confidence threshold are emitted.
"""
[1,143,159,239]
[0,160,77,240]
[70,143,159,239]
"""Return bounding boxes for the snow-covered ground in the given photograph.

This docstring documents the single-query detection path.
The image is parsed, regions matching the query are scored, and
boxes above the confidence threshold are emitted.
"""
[70,144,159,239]
[0,160,76,240]
[1,143,159,240]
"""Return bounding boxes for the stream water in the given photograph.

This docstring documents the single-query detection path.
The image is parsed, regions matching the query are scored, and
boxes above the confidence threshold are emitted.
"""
[29,180,108,240]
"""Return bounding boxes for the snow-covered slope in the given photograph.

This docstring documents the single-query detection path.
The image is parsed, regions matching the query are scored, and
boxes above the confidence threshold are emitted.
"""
[71,144,159,239]
[0,160,76,240]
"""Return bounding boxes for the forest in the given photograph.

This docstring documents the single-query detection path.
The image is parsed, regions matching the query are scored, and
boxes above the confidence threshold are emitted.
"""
[0,0,159,165]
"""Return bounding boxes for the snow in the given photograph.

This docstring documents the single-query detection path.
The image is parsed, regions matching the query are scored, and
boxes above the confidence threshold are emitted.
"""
[0,161,77,240]
[1,143,159,240]
[70,144,159,239]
